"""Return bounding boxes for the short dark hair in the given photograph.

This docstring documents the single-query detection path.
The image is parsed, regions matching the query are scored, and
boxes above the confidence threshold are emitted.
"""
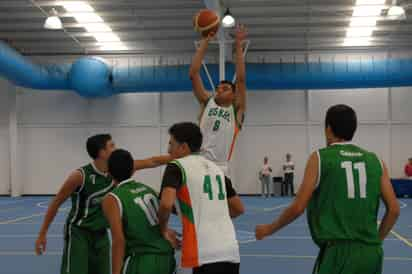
[325,104,357,141]
[219,80,236,93]
[86,134,112,159]
[169,122,202,153]
[108,149,134,182]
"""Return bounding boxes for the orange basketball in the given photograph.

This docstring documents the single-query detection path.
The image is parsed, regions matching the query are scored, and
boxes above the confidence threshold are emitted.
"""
[193,9,220,37]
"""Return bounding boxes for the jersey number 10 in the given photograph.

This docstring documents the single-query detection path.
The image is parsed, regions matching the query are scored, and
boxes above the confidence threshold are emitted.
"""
[134,193,160,226]
[341,161,367,199]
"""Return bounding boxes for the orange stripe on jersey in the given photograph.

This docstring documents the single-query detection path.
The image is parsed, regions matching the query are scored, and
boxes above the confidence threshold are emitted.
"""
[177,185,192,206]
[181,214,200,267]
[227,125,240,161]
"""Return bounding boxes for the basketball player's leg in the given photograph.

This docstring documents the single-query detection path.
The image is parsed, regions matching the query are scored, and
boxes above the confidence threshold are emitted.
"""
[122,253,176,274]
[61,225,89,274]
[90,230,111,274]
[314,242,382,274]
[193,262,240,274]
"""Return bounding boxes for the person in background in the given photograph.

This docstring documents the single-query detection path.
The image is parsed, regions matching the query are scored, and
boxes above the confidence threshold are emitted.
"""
[404,157,412,178]
[283,153,295,196]
[259,157,272,198]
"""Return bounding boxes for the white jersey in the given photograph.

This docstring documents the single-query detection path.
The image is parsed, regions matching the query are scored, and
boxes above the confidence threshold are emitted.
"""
[199,97,240,169]
[172,155,240,268]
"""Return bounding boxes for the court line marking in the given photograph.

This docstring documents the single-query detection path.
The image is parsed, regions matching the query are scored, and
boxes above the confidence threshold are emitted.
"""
[0,234,61,238]
[0,251,61,256]
[0,207,24,213]
[0,222,65,225]
[36,201,70,211]
[399,200,407,209]
[241,254,412,261]
[390,229,412,248]
[0,213,46,224]
[0,199,49,206]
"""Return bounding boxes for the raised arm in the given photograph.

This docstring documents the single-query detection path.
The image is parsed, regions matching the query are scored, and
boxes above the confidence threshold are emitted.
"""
[189,33,215,105]
[234,24,247,128]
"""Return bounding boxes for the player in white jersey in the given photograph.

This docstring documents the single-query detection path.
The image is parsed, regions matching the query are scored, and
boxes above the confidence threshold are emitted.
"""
[189,24,247,175]
[158,122,242,274]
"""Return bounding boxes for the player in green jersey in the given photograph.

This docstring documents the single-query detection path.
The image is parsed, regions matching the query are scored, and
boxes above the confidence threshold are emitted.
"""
[102,149,176,274]
[35,134,172,274]
[255,104,400,274]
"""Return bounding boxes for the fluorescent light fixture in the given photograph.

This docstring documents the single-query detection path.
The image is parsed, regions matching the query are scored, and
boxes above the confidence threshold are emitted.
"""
[356,0,385,5]
[44,8,62,30]
[61,1,127,51]
[68,13,103,23]
[353,6,384,17]
[343,37,371,46]
[98,43,128,51]
[84,23,112,32]
[222,8,235,28]
[344,0,386,46]
[349,17,378,27]
[92,33,121,42]
[346,27,374,37]
[60,1,94,12]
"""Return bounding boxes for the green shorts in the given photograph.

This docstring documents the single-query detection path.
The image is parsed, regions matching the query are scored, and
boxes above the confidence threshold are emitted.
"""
[122,253,176,274]
[61,225,111,274]
[313,241,383,274]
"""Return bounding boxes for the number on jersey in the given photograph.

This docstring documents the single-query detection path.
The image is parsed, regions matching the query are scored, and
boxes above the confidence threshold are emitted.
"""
[203,175,225,200]
[213,120,221,131]
[341,161,367,199]
[134,193,159,225]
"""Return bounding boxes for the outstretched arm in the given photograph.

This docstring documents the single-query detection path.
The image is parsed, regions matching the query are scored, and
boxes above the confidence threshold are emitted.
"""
[189,33,216,105]
[255,152,318,240]
[134,154,173,171]
[234,24,247,128]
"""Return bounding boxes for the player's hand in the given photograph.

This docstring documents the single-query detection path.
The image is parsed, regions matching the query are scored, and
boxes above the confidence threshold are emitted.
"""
[35,234,47,255]
[204,31,216,42]
[235,24,247,43]
[255,224,273,240]
[162,229,181,249]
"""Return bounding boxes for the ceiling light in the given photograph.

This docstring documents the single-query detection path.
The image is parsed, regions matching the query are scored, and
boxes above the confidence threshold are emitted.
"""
[349,17,378,27]
[353,6,384,17]
[60,1,94,12]
[387,5,406,20]
[92,33,121,42]
[84,23,112,32]
[356,0,385,5]
[343,37,371,46]
[44,8,63,30]
[346,27,374,37]
[98,42,128,51]
[222,8,235,28]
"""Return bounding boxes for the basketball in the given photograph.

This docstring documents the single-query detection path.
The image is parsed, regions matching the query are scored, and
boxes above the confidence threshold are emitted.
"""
[193,9,220,37]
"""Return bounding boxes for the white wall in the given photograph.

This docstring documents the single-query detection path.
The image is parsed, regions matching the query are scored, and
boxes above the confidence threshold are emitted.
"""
[1,52,412,195]
[0,79,10,194]
[11,86,412,195]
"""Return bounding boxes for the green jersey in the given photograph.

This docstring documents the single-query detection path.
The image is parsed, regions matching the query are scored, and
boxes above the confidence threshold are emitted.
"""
[308,143,382,247]
[66,163,114,231]
[109,179,173,256]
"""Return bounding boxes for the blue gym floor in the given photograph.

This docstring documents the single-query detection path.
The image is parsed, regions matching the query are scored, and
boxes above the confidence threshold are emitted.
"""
[0,196,411,274]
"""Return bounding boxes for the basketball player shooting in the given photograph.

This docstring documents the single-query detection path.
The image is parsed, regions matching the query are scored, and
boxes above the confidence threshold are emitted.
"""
[189,23,247,177]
